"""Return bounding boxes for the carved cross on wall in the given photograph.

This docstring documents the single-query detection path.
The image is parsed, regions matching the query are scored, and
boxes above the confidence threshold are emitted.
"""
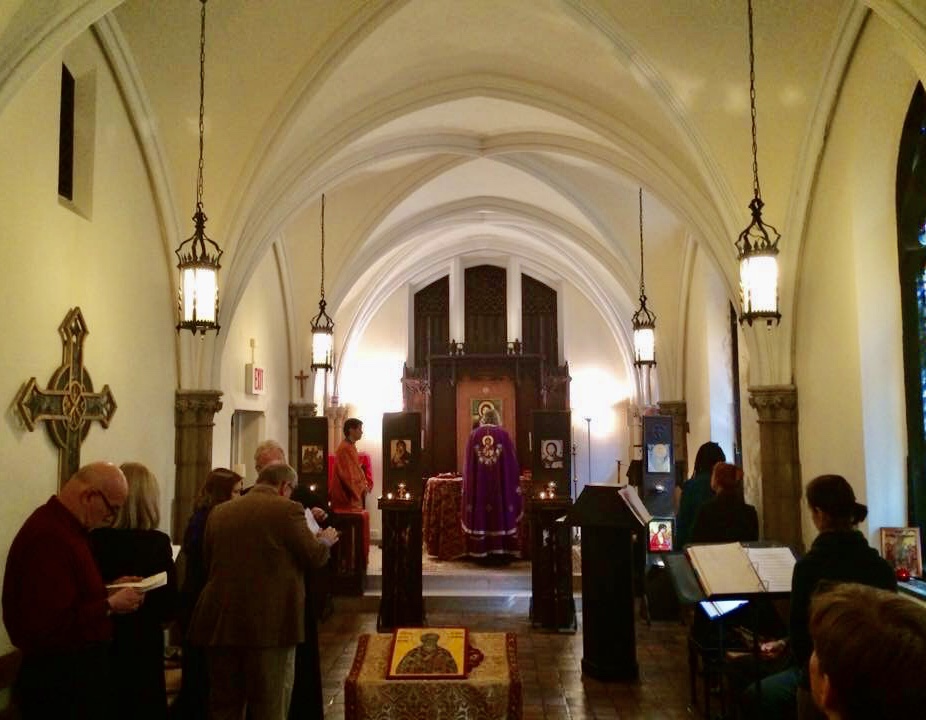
[295,369,310,399]
[15,307,117,488]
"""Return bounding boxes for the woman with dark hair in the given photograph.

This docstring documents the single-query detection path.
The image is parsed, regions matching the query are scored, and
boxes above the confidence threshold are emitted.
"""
[91,462,176,720]
[691,462,758,544]
[675,441,726,548]
[173,467,242,720]
[745,474,896,719]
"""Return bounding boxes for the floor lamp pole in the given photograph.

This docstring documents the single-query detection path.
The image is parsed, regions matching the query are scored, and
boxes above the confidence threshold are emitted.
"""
[584,417,592,484]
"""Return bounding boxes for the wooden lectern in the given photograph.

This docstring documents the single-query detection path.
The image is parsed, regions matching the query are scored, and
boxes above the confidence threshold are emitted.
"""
[528,496,576,632]
[565,484,645,681]
[377,496,424,632]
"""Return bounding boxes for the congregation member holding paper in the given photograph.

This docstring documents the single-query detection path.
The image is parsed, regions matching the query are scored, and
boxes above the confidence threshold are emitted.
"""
[91,462,177,720]
[743,474,896,719]
[2,462,145,718]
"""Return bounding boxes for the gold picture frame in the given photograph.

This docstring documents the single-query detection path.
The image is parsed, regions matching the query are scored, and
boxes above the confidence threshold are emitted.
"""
[387,627,467,679]
[880,526,923,577]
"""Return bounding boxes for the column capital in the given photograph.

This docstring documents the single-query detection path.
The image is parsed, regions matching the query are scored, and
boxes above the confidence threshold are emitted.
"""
[748,385,798,421]
[175,389,223,417]
[288,402,318,419]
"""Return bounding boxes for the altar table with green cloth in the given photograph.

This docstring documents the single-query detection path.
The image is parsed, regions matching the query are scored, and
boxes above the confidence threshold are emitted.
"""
[344,632,522,720]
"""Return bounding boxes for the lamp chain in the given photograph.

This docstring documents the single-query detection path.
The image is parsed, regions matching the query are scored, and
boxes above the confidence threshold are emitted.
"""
[320,194,326,301]
[638,188,645,298]
[196,0,206,210]
[747,0,761,201]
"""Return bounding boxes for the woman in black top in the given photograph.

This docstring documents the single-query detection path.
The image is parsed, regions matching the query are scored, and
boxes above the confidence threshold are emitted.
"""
[746,474,896,719]
[91,463,177,720]
[690,462,758,544]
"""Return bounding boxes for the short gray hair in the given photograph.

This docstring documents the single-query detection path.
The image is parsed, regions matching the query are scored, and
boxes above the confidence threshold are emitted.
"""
[254,439,286,473]
[480,408,500,426]
[256,463,296,489]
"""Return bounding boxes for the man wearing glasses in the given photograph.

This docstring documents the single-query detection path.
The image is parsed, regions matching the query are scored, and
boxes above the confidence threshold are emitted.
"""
[3,462,145,718]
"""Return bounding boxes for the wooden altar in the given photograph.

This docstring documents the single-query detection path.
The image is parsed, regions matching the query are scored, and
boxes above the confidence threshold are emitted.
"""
[402,347,570,477]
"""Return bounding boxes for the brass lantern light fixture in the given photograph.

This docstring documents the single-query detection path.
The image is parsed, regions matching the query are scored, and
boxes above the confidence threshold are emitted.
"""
[736,0,781,327]
[632,188,656,367]
[175,0,222,334]
[310,194,334,372]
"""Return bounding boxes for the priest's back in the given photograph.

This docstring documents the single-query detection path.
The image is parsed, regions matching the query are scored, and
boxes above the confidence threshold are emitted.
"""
[461,415,522,558]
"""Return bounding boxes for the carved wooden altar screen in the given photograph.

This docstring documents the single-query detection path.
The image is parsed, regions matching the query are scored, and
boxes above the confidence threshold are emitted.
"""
[404,268,570,477]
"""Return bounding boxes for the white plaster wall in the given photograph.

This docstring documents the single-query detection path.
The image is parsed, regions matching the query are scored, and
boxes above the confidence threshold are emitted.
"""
[0,32,176,654]
[213,248,293,482]
[561,284,633,488]
[795,17,915,547]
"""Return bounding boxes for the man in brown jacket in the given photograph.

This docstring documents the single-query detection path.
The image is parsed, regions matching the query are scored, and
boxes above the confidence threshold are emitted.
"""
[189,463,337,720]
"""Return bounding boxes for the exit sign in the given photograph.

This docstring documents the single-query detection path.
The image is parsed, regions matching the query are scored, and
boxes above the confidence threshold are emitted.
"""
[246,363,265,395]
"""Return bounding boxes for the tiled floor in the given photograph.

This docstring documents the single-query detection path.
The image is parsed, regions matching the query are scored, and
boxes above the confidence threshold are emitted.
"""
[317,598,695,720]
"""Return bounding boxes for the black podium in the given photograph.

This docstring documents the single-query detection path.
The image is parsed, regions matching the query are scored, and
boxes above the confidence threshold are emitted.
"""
[377,496,424,632]
[528,496,576,632]
[565,484,645,680]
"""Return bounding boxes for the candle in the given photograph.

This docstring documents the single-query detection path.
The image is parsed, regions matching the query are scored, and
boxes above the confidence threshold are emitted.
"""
[386,492,393,500]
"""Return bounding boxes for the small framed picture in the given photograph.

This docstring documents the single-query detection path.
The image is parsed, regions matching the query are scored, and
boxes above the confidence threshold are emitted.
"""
[646,442,672,474]
[387,627,467,679]
[540,439,564,469]
[389,438,413,469]
[300,444,324,474]
[880,527,923,577]
[647,517,675,553]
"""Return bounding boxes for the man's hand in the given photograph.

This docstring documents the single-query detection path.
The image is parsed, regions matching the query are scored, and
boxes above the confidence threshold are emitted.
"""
[316,527,339,547]
[107,587,144,614]
[311,506,327,523]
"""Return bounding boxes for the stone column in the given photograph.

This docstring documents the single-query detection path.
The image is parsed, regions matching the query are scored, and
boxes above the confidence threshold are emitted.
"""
[288,402,318,464]
[172,390,222,542]
[657,400,689,479]
[748,385,803,552]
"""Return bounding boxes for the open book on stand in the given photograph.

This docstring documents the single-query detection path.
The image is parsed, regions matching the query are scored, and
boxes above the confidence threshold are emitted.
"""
[686,543,795,597]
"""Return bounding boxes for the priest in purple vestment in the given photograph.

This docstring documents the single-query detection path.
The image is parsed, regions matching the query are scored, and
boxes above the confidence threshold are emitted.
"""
[462,408,522,557]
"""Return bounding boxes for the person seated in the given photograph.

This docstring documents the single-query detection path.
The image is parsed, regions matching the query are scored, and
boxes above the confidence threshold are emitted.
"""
[676,441,726,548]
[743,474,896,719]
[690,462,758,544]
[807,583,926,719]
[461,407,522,559]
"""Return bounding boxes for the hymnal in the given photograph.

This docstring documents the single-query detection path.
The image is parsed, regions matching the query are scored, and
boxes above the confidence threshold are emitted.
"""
[686,543,795,596]
[105,571,168,593]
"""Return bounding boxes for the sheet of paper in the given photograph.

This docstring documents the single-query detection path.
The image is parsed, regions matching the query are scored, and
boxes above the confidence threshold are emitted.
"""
[106,571,167,593]
[687,543,764,596]
[744,547,795,592]
[304,507,321,534]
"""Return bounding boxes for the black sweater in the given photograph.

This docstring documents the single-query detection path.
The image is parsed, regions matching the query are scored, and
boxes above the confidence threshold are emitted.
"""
[790,529,896,677]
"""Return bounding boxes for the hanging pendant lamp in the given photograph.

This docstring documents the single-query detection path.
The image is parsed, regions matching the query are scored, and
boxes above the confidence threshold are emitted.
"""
[736,0,781,327]
[632,188,656,367]
[175,0,222,334]
[310,194,334,371]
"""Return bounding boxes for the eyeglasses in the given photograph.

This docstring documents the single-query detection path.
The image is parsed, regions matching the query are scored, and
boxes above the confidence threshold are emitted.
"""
[94,490,121,519]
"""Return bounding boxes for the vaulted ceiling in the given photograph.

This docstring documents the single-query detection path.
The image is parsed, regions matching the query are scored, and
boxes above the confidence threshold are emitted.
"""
[4,0,925,389]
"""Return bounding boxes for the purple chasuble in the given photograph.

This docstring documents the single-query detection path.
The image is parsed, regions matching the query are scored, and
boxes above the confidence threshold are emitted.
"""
[462,424,522,556]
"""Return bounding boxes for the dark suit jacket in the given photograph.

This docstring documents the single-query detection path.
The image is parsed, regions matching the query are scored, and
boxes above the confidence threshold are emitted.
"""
[188,484,329,648]
[690,493,759,545]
